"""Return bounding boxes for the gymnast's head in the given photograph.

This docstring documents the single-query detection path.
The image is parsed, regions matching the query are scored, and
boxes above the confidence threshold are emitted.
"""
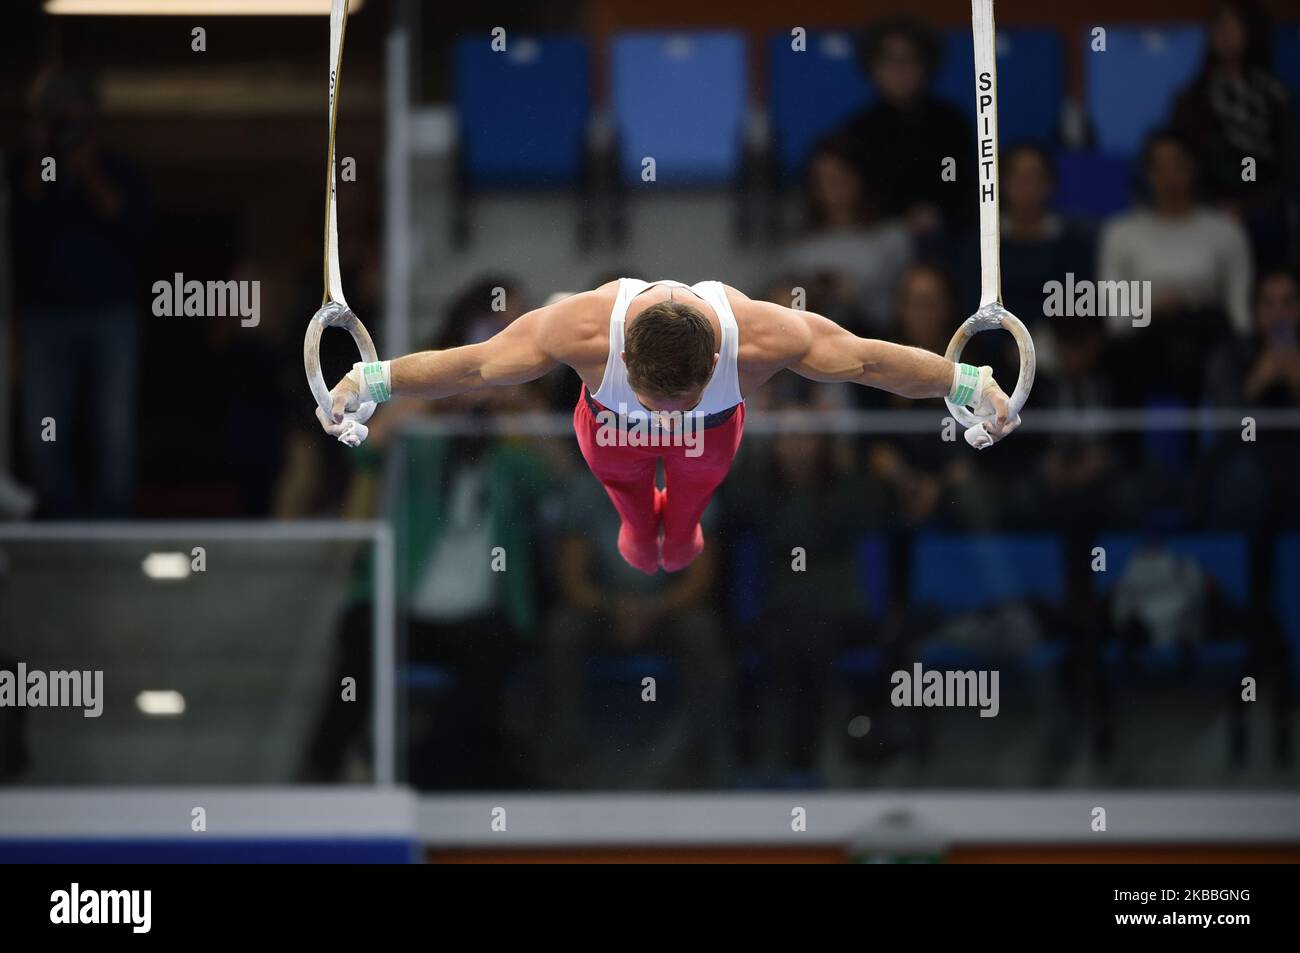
[622,299,719,413]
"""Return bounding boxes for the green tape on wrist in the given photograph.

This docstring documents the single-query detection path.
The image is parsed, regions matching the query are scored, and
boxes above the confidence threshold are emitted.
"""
[361,361,391,404]
[950,362,980,407]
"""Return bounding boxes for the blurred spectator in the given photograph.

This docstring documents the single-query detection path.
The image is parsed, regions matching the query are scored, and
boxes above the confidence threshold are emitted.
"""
[9,67,148,517]
[1199,270,1300,530]
[1101,536,1287,769]
[433,273,524,350]
[782,137,912,333]
[1207,269,1300,406]
[724,388,892,777]
[302,280,562,789]
[543,470,728,787]
[1172,0,1298,272]
[1240,270,1300,404]
[831,16,974,235]
[301,429,558,788]
[1111,546,1208,650]
[866,264,998,528]
[1029,316,1137,531]
[1099,129,1253,335]
[958,145,1096,327]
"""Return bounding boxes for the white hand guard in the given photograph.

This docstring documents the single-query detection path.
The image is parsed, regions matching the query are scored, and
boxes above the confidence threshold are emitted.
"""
[950,363,1019,450]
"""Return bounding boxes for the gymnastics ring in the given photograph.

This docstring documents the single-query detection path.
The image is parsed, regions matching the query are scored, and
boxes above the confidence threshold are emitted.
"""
[303,299,378,426]
[943,302,1036,429]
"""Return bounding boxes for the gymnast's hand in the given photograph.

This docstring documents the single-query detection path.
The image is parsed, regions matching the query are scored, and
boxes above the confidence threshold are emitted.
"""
[315,370,365,443]
[982,378,1019,441]
[966,372,1020,448]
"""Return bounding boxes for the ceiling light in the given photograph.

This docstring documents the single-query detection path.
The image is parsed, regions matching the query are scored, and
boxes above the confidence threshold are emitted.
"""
[136,690,186,716]
[46,0,363,15]
[141,552,190,580]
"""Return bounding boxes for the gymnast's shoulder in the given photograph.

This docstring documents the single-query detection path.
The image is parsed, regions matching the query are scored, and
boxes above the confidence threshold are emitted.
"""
[531,284,618,366]
[726,287,817,366]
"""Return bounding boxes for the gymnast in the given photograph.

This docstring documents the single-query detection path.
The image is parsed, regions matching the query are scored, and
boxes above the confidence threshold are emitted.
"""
[316,277,1020,573]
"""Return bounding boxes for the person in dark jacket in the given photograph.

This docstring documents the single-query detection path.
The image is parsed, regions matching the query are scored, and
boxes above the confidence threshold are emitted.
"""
[831,16,976,236]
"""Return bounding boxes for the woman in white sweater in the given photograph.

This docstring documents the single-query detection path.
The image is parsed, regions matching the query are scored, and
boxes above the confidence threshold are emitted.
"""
[1098,129,1254,335]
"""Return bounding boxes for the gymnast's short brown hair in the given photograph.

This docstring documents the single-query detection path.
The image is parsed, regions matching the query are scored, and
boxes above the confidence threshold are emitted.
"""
[624,300,716,400]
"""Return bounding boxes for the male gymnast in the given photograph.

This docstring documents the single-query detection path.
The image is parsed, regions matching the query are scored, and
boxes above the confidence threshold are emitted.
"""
[317,278,1020,573]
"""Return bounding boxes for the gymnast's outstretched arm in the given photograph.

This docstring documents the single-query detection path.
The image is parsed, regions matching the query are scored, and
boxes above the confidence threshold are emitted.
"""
[389,308,559,399]
[738,298,1019,442]
[316,296,581,439]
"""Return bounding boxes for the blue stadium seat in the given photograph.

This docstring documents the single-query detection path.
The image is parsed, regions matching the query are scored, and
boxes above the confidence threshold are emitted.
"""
[908,534,1064,674]
[1100,640,1247,678]
[586,652,674,683]
[930,28,1063,147]
[730,532,764,625]
[1055,150,1134,218]
[917,638,1068,676]
[1275,535,1300,686]
[767,30,872,181]
[730,533,890,624]
[837,647,885,678]
[611,31,748,186]
[1084,26,1205,156]
[833,536,892,683]
[856,534,891,621]
[1276,24,1300,129]
[454,34,590,187]
[1142,397,1194,475]
[910,533,1065,612]
[404,664,456,695]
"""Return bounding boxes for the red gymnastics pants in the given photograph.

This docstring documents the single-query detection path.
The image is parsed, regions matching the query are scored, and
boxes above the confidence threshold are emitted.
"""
[573,387,746,574]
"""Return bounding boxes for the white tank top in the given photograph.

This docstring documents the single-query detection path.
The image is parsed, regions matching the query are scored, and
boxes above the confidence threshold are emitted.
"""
[591,278,743,422]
